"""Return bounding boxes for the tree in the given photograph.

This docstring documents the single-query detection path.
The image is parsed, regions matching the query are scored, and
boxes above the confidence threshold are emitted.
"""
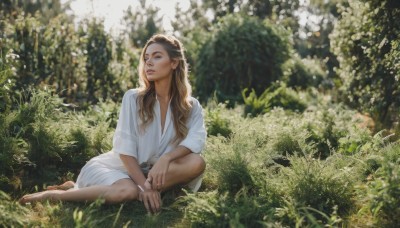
[195,14,290,104]
[331,0,400,128]
[122,0,163,48]
[296,0,348,79]
[0,0,71,24]
[41,14,84,102]
[84,18,113,104]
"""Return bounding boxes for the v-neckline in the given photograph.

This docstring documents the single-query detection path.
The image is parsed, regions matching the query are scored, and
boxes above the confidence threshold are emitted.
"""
[156,99,171,140]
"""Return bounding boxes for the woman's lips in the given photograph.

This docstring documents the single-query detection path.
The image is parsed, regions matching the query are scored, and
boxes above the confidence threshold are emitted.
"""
[146,70,155,74]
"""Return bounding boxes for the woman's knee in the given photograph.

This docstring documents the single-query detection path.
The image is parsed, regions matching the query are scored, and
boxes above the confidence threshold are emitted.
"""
[190,155,206,176]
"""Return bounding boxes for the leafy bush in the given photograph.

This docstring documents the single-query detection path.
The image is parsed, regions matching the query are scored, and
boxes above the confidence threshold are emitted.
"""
[195,14,290,104]
[282,55,329,90]
[331,0,400,128]
[242,88,271,117]
[272,133,301,156]
[214,150,256,195]
[205,108,232,138]
[367,143,400,227]
[181,190,281,227]
[0,191,29,227]
[242,84,307,117]
[281,157,354,225]
[0,88,116,189]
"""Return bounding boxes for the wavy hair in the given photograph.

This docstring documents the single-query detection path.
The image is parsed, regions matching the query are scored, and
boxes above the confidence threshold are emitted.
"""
[137,34,192,144]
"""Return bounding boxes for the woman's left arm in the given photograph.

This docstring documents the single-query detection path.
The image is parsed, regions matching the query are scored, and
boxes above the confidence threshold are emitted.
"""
[148,99,206,190]
[148,146,190,190]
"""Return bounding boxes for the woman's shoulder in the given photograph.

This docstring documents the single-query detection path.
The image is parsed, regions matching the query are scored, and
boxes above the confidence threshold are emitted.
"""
[123,88,140,100]
[188,96,203,112]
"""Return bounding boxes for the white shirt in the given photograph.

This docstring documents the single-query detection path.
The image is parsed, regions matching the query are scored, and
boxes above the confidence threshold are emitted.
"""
[92,89,206,173]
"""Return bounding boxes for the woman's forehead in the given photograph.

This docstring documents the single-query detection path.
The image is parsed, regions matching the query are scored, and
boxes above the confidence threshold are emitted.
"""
[145,43,167,55]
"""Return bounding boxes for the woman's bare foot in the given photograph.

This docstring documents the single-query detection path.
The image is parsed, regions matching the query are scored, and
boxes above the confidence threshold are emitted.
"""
[46,181,75,190]
[19,190,63,205]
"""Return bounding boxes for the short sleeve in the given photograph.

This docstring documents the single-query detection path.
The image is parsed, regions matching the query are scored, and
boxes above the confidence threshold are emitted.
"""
[112,89,139,158]
[179,98,207,153]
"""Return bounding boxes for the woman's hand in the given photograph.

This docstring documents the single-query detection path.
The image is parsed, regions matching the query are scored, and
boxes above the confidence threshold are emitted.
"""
[138,185,161,214]
[147,154,171,191]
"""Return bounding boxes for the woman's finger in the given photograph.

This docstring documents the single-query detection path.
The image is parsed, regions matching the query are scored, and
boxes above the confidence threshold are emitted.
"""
[153,173,160,190]
[149,194,157,213]
[161,172,166,188]
[143,195,150,213]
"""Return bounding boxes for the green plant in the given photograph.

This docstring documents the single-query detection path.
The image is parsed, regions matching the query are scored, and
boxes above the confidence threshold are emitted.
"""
[0,190,29,227]
[181,190,279,227]
[281,157,354,224]
[367,143,400,227]
[272,133,301,156]
[331,0,400,128]
[205,106,233,138]
[282,55,329,90]
[214,150,256,195]
[242,84,307,117]
[195,14,290,104]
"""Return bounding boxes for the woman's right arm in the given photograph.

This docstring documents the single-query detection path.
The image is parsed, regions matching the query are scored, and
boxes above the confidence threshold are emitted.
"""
[113,91,160,213]
[119,154,161,213]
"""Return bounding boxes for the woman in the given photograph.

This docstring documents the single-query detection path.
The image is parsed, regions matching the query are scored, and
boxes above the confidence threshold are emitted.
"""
[19,34,207,214]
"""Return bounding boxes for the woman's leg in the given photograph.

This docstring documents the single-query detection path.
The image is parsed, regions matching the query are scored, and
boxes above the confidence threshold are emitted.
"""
[162,153,205,191]
[19,179,139,204]
[46,181,75,190]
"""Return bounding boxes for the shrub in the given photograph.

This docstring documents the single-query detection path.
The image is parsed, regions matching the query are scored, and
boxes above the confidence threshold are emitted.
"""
[195,14,290,104]
[331,0,400,128]
[0,190,29,227]
[181,190,281,227]
[205,105,232,138]
[282,55,329,90]
[214,150,256,195]
[281,157,354,225]
[272,133,301,156]
[242,84,307,117]
[242,88,271,117]
[368,143,400,227]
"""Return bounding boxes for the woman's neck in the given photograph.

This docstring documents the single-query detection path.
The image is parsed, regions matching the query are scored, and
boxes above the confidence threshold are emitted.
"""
[154,77,172,103]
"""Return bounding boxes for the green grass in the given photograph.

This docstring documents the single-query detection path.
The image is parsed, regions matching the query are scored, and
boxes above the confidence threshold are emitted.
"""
[1,89,399,227]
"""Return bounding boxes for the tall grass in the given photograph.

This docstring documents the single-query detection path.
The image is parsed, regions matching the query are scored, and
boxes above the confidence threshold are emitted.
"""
[0,88,399,226]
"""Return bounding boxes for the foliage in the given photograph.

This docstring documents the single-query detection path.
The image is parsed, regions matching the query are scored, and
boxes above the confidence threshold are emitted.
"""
[280,157,354,224]
[0,0,70,24]
[195,14,291,104]
[122,0,163,48]
[242,84,307,117]
[84,18,113,104]
[205,106,232,138]
[282,55,330,90]
[0,4,141,107]
[0,191,29,227]
[0,1,400,227]
[41,14,85,103]
[331,0,400,128]
[180,190,280,227]
[367,143,400,227]
[0,88,115,190]
[272,133,301,156]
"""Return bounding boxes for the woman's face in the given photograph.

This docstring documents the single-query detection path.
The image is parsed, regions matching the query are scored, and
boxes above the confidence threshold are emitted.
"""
[144,43,177,82]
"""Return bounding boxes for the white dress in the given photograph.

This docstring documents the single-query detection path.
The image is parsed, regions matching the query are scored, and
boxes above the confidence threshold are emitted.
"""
[75,89,207,192]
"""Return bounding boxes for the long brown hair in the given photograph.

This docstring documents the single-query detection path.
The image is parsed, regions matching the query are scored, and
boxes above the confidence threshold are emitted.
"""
[137,34,192,143]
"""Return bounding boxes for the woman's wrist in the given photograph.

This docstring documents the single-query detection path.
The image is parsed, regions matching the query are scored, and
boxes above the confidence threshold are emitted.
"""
[137,184,145,192]
[162,153,173,162]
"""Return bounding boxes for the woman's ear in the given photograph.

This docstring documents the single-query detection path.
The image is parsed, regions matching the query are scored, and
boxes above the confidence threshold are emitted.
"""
[171,59,179,70]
